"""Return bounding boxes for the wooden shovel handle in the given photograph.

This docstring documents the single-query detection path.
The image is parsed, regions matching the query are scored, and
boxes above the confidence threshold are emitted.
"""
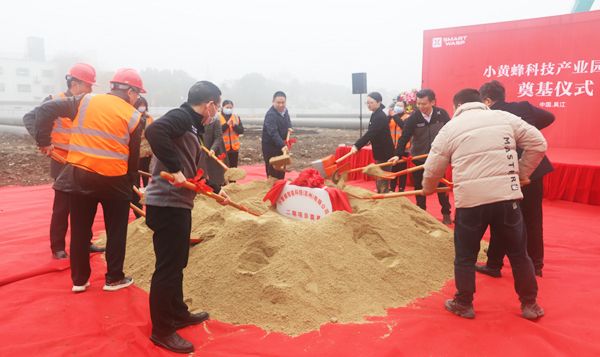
[349,161,395,174]
[201,145,229,170]
[399,153,428,163]
[132,185,143,198]
[159,171,262,216]
[138,170,152,178]
[371,186,452,199]
[335,150,355,164]
[129,203,145,217]
[50,151,67,164]
[383,164,425,179]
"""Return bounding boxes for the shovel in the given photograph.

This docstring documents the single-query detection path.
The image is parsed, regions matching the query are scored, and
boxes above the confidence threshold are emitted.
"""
[363,154,429,178]
[331,161,393,184]
[269,131,292,171]
[370,186,452,199]
[159,171,263,216]
[375,164,425,180]
[129,203,145,217]
[201,145,247,181]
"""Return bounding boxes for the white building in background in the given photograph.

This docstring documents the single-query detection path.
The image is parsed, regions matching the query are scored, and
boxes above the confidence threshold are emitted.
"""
[0,37,61,105]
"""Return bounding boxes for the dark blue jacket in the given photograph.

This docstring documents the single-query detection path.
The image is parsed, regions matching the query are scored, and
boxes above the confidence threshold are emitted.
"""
[491,100,555,180]
[261,106,292,157]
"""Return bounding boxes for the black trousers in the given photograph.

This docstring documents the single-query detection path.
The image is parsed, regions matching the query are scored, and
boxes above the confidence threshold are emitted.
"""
[146,205,192,337]
[486,178,545,270]
[50,190,97,252]
[264,154,285,179]
[375,161,391,193]
[50,189,70,252]
[69,193,129,286]
[139,156,152,187]
[227,150,239,168]
[389,161,407,192]
[453,200,538,305]
[411,160,451,215]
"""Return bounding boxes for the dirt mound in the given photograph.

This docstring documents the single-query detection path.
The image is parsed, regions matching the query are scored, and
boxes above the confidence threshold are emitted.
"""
[122,181,464,335]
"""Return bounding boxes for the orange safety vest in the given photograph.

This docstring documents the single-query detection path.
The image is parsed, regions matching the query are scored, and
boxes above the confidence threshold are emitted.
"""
[219,113,241,152]
[389,115,411,151]
[67,94,141,176]
[50,92,72,160]
[389,118,402,149]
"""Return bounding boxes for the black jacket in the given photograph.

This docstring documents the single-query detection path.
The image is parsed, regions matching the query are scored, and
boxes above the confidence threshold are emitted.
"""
[23,91,71,179]
[33,93,142,200]
[144,103,221,210]
[491,100,554,180]
[261,106,292,157]
[354,105,394,162]
[395,106,450,158]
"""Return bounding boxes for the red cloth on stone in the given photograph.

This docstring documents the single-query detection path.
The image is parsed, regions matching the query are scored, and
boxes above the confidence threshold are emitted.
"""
[262,179,288,206]
[263,168,352,213]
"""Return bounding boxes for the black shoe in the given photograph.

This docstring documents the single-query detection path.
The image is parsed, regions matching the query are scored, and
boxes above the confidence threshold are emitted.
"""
[52,250,68,259]
[535,268,543,277]
[90,244,105,253]
[521,302,545,320]
[442,214,453,225]
[475,264,502,278]
[103,276,134,291]
[173,311,210,330]
[150,332,194,354]
[444,299,475,319]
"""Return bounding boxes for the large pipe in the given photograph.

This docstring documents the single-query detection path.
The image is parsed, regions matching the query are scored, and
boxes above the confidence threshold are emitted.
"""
[0,114,367,130]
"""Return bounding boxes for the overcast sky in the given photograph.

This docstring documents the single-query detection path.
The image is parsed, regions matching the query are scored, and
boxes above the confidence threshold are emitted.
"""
[1,0,598,92]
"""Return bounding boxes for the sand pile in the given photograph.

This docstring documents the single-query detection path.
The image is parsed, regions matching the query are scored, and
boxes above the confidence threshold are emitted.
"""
[122,181,465,335]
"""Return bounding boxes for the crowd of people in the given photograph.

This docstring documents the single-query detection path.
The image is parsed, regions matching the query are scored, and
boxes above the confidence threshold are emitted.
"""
[23,63,555,353]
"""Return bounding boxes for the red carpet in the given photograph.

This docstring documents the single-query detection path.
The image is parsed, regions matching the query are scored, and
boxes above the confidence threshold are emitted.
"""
[544,148,600,205]
[1,165,599,356]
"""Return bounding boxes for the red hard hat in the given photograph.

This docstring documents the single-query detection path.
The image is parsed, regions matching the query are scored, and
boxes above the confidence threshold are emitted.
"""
[111,68,146,93]
[68,63,96,85]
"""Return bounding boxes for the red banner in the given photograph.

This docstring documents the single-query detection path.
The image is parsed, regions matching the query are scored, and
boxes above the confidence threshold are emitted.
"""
[422,10,600,149]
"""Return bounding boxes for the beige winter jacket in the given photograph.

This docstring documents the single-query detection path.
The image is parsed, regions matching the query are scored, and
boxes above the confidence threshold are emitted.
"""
[423,102,547,208]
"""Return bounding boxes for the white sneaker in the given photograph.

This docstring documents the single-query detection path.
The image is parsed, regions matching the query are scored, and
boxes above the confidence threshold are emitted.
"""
[72,281,90,293]
[103,277,134,291]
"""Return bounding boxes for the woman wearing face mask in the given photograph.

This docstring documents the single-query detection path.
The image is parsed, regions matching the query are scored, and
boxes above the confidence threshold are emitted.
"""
[201,105,228,186]
[350,92,395,193]
[131,96,153,217]
[219,100,244,171]
[387,99,411,192]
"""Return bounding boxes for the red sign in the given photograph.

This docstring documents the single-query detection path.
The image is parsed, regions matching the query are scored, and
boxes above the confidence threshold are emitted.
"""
[422,10,600,149]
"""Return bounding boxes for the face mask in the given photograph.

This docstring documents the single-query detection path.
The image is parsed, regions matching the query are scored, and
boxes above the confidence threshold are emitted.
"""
[138,106,147,113]
[222,108,233,115]
[394,105,404,114]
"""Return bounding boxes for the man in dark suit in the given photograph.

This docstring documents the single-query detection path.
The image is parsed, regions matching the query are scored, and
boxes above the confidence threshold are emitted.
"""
[389,89,452,224]
[477,80,555,277]
[261,91,292,179]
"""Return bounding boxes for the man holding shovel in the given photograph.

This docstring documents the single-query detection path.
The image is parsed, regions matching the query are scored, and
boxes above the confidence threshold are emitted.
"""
[22,63,105,259]
[144,81,229,354]
[388,89,452,224]
[421,88,546,321]
[262,91,292,179]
